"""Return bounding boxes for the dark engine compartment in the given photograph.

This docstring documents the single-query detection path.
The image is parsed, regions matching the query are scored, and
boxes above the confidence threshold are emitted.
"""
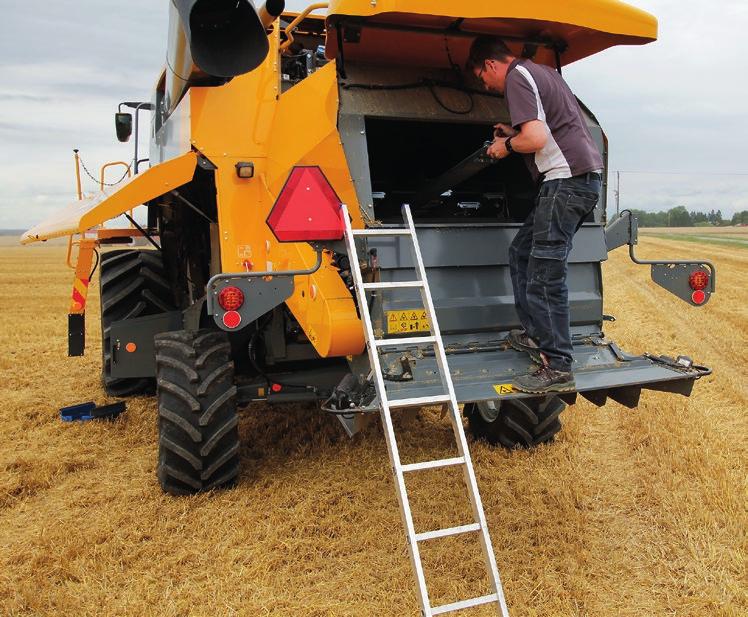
[365,118,538,224]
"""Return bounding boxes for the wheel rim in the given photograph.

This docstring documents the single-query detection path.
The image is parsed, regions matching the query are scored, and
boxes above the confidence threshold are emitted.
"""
[476,400,500,423]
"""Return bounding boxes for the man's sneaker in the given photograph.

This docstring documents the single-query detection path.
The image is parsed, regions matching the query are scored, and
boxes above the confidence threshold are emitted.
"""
[508,329,543,365]
[514,365,576,394]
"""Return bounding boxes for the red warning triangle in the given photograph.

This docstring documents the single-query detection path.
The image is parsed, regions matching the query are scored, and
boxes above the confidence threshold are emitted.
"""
[267,167,344,242]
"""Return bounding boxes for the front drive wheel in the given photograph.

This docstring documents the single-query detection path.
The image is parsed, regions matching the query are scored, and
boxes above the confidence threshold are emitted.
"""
[465,396,566,449]
[155,329,241,495]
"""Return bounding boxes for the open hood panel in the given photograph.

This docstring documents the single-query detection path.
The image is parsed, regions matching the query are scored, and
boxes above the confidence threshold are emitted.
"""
[325,0,657,68]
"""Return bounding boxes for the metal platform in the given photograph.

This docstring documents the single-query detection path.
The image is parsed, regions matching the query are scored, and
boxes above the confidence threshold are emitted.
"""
[377,333,710,406]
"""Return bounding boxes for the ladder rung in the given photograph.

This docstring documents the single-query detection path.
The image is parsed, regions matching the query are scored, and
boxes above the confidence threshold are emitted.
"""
[387,394,451,408]
[362,281,423,290]
[401,457,465,473]
[431,593,499,615]
[375,335,436,348]
[415,523,480,542]
[352,228,411,237]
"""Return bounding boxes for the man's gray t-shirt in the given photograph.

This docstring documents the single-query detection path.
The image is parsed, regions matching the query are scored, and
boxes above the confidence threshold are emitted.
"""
[504,58,603,182]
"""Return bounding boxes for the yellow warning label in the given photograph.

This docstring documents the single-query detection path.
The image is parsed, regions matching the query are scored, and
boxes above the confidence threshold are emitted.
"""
[493,383,514,395]
[386,309,431,334]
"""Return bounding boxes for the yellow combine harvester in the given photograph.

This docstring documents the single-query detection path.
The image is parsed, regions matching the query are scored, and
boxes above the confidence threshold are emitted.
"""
[23,0,713,500]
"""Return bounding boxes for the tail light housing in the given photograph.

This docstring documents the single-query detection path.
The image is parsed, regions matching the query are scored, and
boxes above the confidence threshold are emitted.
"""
[266,166,344,242]
[218,286,245,311]
[688,270,710,305]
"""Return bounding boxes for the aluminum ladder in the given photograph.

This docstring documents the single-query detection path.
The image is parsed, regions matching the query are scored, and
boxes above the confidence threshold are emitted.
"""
[341,203,510,617]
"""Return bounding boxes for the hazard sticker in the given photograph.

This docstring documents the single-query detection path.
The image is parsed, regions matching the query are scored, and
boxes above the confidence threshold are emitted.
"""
[493,383,514,395]
[386,309,431,334]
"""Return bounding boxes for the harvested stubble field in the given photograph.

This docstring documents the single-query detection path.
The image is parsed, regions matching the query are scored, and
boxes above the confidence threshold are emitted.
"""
[0,235,745,617]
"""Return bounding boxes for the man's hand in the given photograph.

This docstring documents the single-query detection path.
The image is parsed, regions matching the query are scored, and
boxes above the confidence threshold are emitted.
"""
[487,138,510,160]
[494,122,519,138]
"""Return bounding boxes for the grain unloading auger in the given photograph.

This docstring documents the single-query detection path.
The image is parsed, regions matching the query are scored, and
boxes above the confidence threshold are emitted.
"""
[22,1,716,613]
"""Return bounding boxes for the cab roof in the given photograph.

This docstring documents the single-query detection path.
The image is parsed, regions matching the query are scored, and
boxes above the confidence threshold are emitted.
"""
[324,0,657,68]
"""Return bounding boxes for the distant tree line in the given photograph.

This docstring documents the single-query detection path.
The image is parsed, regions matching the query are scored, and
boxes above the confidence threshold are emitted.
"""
[628,207,748,227]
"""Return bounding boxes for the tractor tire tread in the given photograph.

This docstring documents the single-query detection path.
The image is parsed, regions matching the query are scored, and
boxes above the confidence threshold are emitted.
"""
[156,329,240,495]
[100,249,176,396]
[466,395,568,449]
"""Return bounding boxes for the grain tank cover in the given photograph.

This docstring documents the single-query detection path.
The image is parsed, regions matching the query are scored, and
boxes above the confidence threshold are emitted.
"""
[325,0,657,68]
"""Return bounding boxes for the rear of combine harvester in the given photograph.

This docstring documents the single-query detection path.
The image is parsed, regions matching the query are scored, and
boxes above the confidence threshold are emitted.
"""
[23,0,714,493]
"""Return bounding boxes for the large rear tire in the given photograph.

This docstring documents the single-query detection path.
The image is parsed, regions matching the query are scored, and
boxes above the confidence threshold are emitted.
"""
[155,329,241,495]
[99,249,175,397]
[465,396,566,449]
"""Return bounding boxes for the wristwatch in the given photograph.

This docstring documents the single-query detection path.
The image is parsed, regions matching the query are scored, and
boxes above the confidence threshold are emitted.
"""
[505,137,515,153]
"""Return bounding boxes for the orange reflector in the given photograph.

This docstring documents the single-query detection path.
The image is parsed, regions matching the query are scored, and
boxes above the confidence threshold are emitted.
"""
[223,310,242,329]
[689,270,709,291]
[125,342,137,353]
[691,290,706,305]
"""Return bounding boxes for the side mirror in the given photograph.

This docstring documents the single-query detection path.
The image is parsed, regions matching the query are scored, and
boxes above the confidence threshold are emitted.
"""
[115,112,133,142]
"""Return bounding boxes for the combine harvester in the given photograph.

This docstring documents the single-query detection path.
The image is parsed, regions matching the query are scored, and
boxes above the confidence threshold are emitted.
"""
[22,1,715,614]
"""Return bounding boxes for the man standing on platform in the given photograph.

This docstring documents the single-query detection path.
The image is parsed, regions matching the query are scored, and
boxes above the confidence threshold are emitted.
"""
[468,36,603,394]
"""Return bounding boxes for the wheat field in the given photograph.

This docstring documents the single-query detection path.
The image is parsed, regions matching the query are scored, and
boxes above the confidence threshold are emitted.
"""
[0,235,745,616]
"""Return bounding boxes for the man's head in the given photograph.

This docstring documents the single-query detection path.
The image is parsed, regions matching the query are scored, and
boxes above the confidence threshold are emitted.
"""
[467,36,515,94]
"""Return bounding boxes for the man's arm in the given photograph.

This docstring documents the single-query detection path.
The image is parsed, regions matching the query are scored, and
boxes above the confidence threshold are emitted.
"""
[487,120,547,159]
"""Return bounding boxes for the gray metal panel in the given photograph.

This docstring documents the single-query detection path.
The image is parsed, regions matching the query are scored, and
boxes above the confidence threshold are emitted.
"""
[210,277,294,331]
[110,311,183,379]
[376,263,602,333]
[338,113,375,221]
[368,226,608,268]
[651,264,712,306]
[366,226,604,334]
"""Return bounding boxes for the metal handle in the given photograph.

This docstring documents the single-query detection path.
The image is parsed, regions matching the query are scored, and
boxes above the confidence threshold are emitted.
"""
[99,161,132,190]
[279,2,328,51]
[622,209,717,292]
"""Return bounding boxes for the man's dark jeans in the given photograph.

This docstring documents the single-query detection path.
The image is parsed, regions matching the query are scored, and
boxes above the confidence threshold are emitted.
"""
[508,174,602,371]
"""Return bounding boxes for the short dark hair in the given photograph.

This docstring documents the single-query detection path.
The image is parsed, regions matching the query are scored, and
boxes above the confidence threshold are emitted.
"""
[466,36,513,72]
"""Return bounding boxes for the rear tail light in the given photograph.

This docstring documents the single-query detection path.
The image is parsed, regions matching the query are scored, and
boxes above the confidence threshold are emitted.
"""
[266,166,344,242]
[691,290,707,305]
[689,270,709,291]
[218,286,245,311]
[222,310,242,329]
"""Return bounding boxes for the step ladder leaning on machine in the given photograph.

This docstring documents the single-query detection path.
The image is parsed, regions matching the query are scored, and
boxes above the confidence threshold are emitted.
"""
[341,203,511,617]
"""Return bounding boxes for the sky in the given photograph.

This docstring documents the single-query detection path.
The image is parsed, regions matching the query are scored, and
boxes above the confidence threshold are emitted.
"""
[0,0,746,231]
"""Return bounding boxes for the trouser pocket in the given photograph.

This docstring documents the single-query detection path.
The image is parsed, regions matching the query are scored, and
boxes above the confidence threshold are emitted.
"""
[531,183,598,259]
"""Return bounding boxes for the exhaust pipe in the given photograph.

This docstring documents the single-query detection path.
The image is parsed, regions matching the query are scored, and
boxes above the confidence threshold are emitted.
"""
[258,0,285,28]
[165,0,273,112]
[172,0,269,77]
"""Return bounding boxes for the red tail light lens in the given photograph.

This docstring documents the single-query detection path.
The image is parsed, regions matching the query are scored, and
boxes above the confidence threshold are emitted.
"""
[691,290,706,305]
[266,166,344,242]
[222,310,242,329]
[218,286,245,311]
[689,270,709,291]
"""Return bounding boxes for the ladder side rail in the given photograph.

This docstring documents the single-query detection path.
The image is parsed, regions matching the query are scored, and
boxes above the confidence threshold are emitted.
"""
[401,204,510,617]
[341,204,434,616]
